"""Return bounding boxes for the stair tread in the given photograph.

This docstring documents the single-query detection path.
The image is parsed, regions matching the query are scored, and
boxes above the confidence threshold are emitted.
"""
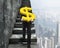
[10,34,36,39]
[13,27,35,30]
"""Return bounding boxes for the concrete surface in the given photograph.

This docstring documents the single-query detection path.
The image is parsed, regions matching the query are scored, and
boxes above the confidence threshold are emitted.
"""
[8,44,37,48]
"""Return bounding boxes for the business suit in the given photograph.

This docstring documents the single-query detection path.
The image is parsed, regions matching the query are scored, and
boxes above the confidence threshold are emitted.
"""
[20,8,32,48]
[19,0,32,48]
[23,21,31,48]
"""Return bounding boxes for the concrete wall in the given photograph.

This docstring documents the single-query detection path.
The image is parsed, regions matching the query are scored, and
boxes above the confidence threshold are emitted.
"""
[0,0,22,48]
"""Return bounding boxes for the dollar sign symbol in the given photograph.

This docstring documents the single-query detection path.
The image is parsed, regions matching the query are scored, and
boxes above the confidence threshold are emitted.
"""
[20,7,36,22]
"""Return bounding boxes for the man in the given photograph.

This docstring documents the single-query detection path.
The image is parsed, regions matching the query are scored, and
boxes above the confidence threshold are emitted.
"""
[20,6,34,48]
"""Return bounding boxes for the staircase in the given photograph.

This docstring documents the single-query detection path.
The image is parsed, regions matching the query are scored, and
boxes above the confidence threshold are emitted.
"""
[9,0,37,44]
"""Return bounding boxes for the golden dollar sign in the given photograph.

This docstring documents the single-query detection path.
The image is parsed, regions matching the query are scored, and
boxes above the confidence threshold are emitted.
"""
[20,7,36,22]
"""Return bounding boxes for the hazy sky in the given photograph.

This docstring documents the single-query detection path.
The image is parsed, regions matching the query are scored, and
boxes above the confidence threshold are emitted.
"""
[30,0,60,22]
[30,0,60,9]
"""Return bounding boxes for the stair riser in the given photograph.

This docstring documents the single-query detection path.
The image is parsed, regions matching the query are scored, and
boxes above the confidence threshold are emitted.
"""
[14,24,34,28]
[13,30,35,34]
[9,39,37,44]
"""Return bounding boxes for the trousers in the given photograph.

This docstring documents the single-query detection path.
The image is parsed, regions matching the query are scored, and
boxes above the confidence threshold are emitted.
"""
[22,21,31,48]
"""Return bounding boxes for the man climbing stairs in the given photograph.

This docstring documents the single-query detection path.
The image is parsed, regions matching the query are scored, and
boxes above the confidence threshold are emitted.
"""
[9,0,37,46]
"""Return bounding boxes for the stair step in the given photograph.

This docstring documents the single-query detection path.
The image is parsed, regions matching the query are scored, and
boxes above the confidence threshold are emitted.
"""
[9,34,37,43]
[15,22,22,24]
[17,15,21,18]
[13,30,35,34]
[9,39,37,44]
[10,34,36,39]
[14,23,34,28]
[15,22,34,24]
[13,27,35,30]
[16,19,21,22]
[16,18,35,22]
[21,1,31,7]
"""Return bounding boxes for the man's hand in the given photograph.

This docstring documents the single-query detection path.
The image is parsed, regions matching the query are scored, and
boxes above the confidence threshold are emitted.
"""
[21,18,24,21]
[21,18,34,22]
[31,19,34,22]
